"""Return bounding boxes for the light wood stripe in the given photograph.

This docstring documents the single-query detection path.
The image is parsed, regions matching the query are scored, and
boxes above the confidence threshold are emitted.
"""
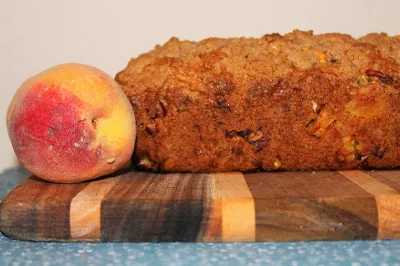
[70,177,119,240]
[339,170,400,239]
[213,172,255,242]
[339,170,399,196]
[375,195,400,239]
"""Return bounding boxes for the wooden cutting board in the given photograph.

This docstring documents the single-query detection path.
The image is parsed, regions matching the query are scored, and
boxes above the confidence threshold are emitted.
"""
[1,170,400,242]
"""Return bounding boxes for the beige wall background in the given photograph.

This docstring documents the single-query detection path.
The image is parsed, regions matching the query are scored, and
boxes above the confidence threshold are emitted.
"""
[1,0,399,173]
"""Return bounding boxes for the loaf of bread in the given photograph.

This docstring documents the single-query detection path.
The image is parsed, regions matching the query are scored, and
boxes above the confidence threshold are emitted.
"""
[116,30,400,172]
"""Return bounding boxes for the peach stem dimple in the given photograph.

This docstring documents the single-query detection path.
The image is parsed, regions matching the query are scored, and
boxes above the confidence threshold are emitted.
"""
[92,119,97,129]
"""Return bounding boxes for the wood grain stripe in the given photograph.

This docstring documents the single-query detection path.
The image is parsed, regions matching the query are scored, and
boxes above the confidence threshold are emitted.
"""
[365,170,400,192]
[246,172,378,241]
[339,170,400,239]
[0,176,88,241]
[70,177,119,240]
[339,170,399,196]
[101,172,209,242]
[196,175,221,242]
[213,172,255,242]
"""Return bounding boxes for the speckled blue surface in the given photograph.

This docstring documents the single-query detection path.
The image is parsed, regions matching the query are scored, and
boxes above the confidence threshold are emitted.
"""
[1,168,399,266]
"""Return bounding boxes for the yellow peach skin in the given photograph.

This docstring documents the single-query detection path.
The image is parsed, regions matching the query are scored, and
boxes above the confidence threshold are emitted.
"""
[7,63,136,183]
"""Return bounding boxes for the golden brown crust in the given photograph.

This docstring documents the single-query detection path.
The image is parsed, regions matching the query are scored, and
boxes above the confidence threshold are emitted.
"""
[116,30,400,172]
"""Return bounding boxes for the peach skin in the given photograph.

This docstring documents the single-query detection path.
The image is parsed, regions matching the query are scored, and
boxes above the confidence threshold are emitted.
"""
[7,63,136,183]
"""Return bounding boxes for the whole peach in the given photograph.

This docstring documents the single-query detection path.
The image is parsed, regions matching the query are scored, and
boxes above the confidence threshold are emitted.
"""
[7,63,136,183]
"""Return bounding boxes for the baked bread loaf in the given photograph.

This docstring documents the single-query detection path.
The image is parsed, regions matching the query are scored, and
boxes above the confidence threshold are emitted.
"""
[116,30,400,172]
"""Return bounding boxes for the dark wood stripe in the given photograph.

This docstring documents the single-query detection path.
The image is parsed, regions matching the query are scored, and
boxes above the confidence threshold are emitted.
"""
[101,172,211,242]
[0,176,87,241]
[244,171,378,241]
[245,171,374,198]
[195,174,221,242]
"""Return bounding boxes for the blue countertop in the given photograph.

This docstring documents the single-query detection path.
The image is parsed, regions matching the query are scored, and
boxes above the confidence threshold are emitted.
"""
[1,168,399,266]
